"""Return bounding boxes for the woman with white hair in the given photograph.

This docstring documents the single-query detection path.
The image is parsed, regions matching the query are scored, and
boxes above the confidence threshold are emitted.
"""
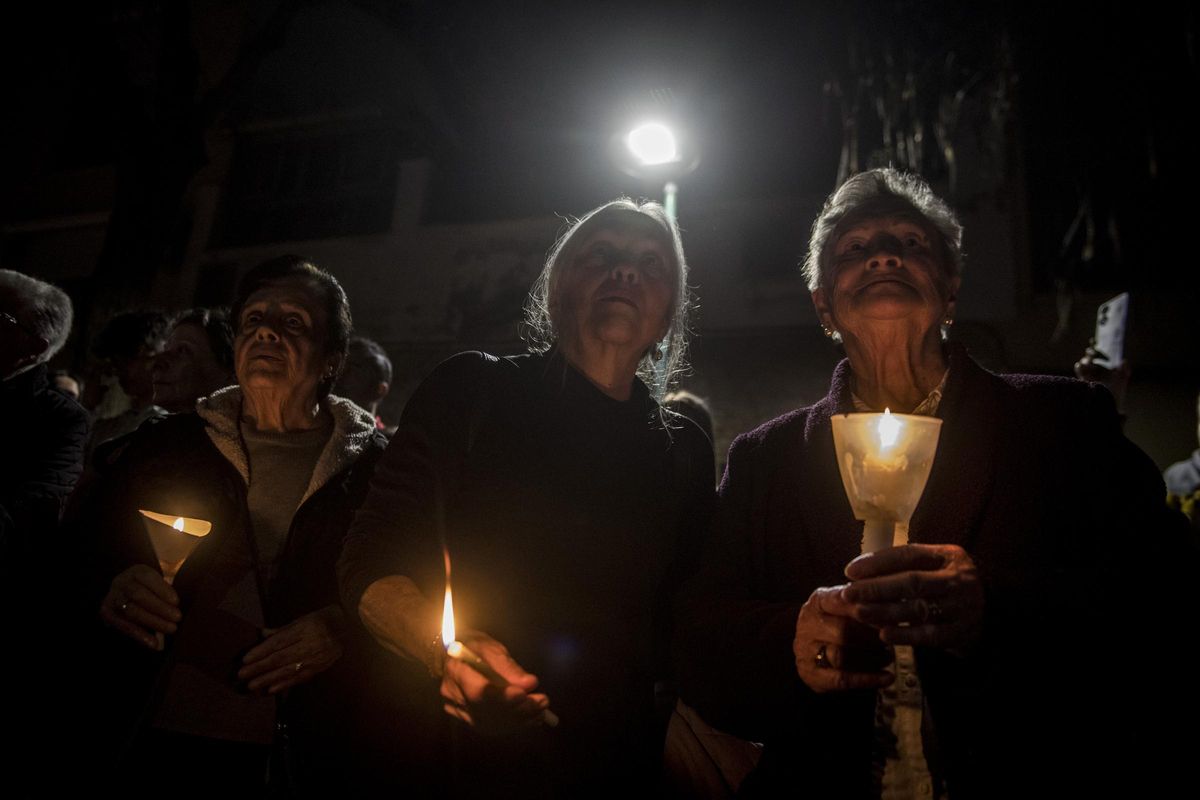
[0,268,85,534]
[0,268,74,379]
[338,198,714,795]
[0,269,89,796]
[675,169,1194,797]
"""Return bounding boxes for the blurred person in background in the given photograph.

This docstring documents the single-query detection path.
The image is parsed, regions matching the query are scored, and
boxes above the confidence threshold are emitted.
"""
[334,335,392,430]
[51,368,84,401]
[0,269,89,795]
[87,310,169,453]
[0,269,87,557]
[151,307,235,414]
[1164,391,1200,528]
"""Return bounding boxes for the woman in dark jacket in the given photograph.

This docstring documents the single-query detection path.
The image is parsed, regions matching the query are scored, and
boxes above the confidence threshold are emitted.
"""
[87,256,387,794]
[675,169,1195,798]
[338,199,714,797]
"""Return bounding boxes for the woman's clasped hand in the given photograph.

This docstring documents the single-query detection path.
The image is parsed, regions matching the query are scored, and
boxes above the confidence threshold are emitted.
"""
[842,543,984,653]
[237,605,346,694]
[795,543,985,693]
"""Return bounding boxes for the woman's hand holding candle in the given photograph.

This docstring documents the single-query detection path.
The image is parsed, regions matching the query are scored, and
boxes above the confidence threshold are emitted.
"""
[793,586,894,693]
[440,631,552,733]
[842,543,985,653]
[99,564,181,651]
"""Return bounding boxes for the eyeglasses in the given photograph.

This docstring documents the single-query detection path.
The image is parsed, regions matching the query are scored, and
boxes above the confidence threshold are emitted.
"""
[1,311,39,340]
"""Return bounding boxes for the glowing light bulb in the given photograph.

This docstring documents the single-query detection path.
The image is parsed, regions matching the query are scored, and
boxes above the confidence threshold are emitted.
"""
[626,123,678,166]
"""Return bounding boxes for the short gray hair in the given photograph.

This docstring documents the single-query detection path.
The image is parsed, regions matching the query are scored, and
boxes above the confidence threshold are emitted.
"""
[524,198,691,400]
[0,269,73,364]
[803,168,963,293]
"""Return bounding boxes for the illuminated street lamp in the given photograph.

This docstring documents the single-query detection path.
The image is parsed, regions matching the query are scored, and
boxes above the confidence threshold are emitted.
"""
[610,117,699,224]
[625,123,681,221]
[626,123,679,167]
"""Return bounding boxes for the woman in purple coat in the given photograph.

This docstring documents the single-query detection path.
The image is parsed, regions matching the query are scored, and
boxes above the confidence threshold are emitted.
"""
[676,169,1194,798]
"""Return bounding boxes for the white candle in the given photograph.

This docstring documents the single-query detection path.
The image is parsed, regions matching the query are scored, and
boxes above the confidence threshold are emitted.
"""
[830,411,943,552]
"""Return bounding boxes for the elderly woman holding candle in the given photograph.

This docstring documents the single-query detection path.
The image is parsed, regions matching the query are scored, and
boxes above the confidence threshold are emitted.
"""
[675,169,1193,798]
[338,198,714,795]
[85,255,389,793]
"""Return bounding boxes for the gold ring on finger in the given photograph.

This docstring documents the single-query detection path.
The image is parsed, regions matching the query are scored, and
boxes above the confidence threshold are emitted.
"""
[814,644,831,669]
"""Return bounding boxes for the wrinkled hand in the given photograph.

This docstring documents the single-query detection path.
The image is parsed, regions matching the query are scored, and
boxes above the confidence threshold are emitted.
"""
[100,564,180,651]
[440,631,551,733]
[238,605,345,694]
[794,586,893,693]
[843,544,985,653]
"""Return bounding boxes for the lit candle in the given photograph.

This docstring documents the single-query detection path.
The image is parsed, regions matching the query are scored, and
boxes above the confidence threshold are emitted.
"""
[137,509,212,650]
[138,509,211,584]
[830,410,943,552]
[440,554,559,728]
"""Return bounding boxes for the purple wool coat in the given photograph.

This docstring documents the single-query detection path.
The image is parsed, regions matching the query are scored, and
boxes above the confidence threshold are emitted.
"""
[676,345,1195,798]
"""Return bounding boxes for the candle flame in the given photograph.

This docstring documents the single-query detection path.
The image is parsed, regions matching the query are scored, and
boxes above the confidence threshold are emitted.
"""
[442,584,456,649]
[172,517,185,531]
[441,548,456,649]
[877,408,901,449]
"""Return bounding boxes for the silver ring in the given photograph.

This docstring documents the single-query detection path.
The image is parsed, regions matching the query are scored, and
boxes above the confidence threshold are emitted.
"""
[294,661,303,673]
[120,602,130,613]
[913,598,944,623]
[815,644,830,668]
[926,600,944,622]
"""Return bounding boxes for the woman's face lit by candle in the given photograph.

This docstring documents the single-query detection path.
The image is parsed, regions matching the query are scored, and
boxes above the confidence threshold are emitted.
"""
[814,215,959,343]
[234,276,333,403]
[555,223,676,361]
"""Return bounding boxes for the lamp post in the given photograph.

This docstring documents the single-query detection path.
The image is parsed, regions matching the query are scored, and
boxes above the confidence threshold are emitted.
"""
[625,123,680,221]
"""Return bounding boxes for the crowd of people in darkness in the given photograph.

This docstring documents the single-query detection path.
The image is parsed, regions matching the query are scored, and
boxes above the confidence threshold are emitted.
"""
[1,169,1196,799]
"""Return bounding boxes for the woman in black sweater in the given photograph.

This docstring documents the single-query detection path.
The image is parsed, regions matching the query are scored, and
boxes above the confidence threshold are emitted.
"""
[338,199,713,796]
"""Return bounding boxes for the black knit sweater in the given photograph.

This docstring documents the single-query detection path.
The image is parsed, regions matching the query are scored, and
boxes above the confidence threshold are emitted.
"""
[339,350,714,795]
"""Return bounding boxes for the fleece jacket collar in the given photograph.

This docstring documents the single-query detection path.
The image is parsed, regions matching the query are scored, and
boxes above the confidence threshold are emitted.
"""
[196,385,377,506]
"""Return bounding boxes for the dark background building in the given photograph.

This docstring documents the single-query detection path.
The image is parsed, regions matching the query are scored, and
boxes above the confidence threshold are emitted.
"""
[3,0,1196,467]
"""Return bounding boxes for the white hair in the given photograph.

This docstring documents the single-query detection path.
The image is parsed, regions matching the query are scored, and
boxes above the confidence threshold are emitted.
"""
[803,167,964,293]
[523,198,692,400]
[0,269,74,364]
